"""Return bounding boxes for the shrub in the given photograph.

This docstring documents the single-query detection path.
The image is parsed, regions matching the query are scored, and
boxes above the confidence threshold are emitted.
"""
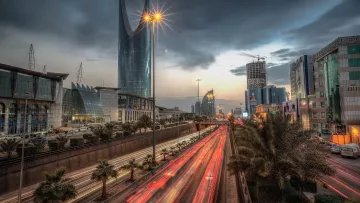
[285,193,308,203]
[70,138,84,147]
[83,133,98,143]
[315,194,346,203]
[290,177,317,193]
[124,131,131,137]
[115,131,123,138]
[48,141,59,151]
[16,144,37,157]
[99,133,111,141]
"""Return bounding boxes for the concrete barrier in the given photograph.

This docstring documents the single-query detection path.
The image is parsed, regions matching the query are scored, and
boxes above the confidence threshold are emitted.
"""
[0,123,197,194]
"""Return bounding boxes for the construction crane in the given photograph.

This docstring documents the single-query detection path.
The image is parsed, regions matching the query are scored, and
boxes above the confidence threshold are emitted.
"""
[239,52,266,62]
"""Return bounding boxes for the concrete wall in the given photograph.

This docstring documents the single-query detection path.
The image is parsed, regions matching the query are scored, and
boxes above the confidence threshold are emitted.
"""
[0,123,197,194]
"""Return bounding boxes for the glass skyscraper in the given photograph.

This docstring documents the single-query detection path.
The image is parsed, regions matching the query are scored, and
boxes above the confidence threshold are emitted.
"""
[118,0,151,98]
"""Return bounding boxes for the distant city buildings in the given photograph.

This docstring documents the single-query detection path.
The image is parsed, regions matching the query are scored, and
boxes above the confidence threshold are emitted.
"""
[191,104,195,114]
[201,89,216,117]
[195,101,201,115]
[118,0,151,97]
[245,86,286,115]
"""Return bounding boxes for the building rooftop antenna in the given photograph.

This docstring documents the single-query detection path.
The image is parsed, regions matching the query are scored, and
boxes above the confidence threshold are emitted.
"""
[77,62,83,84]
[28,44,36,70]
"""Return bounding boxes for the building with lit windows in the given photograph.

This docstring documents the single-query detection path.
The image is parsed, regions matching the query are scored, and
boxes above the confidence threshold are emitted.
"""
[313,35,360,142]
[245,86,286,115]
[201,90,215,116]
[62,83,105,123]
[0,63,67,135]
[63,83,154,124]
[290,55,315,99]
[118,0,151,97]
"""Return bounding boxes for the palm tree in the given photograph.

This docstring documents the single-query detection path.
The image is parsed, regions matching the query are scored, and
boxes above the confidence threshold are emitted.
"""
[91,161,118,198]
[228,115,335,200]
[170,146,177,156]
[119,158,142,181]
[34,168,76,203]
[142,154,155,170]
[136,120,144,134]
[139,115,152,132]
[0,138,20,159]
[181,141,188,148]
[175,143,182,152]
[160,148,169,161]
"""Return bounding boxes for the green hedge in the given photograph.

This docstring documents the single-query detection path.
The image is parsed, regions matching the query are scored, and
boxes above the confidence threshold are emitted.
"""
[16,144,37,157]
[70,138,84,147]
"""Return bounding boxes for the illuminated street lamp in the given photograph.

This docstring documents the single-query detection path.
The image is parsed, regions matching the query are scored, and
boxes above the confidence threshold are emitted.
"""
[143,11,163,164]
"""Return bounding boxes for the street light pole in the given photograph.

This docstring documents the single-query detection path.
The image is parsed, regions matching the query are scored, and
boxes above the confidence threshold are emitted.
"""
[18,92,28,203]
[196,79,201,140]
[151,21,156,164]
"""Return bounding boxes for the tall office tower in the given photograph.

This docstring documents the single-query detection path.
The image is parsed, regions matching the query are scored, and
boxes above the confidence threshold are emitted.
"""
[313,35,360,134]
[246,61,267,89]
[262,85,287,105]
[191,104,195,113]
[290,55,315,99]
[118,0,151,97]
[195,101,201,115]
[201,89,215,116]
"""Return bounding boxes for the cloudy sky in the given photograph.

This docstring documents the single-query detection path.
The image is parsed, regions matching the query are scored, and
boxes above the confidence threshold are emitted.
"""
[0,0,359,112]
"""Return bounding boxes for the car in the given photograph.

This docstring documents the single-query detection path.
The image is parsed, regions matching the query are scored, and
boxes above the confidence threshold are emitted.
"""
[341,143,360,158]
[79,127,88,132]
[331,145,341,154]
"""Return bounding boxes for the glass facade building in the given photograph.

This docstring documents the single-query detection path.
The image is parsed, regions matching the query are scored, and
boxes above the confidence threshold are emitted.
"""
[0,63,67,135]
[245,86,286,115]
[201,90,215,116]
[118,0,152,98]
[63,83,104,123]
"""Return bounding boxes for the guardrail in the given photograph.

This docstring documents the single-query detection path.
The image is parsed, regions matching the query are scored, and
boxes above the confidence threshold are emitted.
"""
[229,129,252,203]
[0,123,193,167]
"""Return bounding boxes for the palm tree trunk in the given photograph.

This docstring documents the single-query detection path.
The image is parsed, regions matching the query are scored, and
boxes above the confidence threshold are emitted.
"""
[102,178,107,198]
[130,168,134,180]
[163,154,166,161]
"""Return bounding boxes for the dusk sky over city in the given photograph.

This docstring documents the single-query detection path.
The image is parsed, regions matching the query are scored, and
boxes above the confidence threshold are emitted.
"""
[0,0,359,112]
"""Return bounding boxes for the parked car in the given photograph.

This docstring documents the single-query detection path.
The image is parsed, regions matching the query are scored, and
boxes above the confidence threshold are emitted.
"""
[331,144,341,154]
[79,127,88,132]
[341,143,360,158]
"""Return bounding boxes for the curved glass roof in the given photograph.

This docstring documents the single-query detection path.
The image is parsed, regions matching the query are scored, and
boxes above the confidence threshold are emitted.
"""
[71,82,103,116]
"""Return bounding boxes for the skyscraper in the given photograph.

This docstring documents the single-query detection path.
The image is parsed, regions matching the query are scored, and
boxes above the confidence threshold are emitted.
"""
[246,61,267,89]
[118,0,151,97]
[290,55,315,99]
[201,89,215,116]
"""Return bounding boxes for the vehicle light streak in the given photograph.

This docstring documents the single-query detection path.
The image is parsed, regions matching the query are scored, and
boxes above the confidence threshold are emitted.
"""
[192,128,226,203]
[328,176,360,197]
[319,179,349,199]
[126,128,223,203]
[156,129,223,203]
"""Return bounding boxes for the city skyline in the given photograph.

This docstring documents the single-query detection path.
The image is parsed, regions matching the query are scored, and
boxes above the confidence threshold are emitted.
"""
[0,0,359,112]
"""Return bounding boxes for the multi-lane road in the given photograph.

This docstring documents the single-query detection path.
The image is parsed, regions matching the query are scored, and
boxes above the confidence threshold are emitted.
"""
[321,154,360,201]
[122,126,228,203]
[0,127,215,203]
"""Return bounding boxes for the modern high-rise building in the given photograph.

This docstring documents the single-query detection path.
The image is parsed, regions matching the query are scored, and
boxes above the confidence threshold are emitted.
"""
[118,0,151,97]
[201,89,215,116]
[313,35,360,139]
[290,55,315,99]
[195,101,201,115]
[245,86,286,115]
[191,104,195,114]
[246,61,267,89]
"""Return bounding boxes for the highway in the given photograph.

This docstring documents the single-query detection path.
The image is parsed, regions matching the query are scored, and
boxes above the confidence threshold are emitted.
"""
[124,126,228,203]
[320,155,360,202]
[0,127,215,203]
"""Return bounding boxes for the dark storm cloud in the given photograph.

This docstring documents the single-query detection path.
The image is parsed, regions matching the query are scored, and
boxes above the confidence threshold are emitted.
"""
[0,0,334,71]
[229,66,246,76]
[288,0,360,48]
[267,63,291,86]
